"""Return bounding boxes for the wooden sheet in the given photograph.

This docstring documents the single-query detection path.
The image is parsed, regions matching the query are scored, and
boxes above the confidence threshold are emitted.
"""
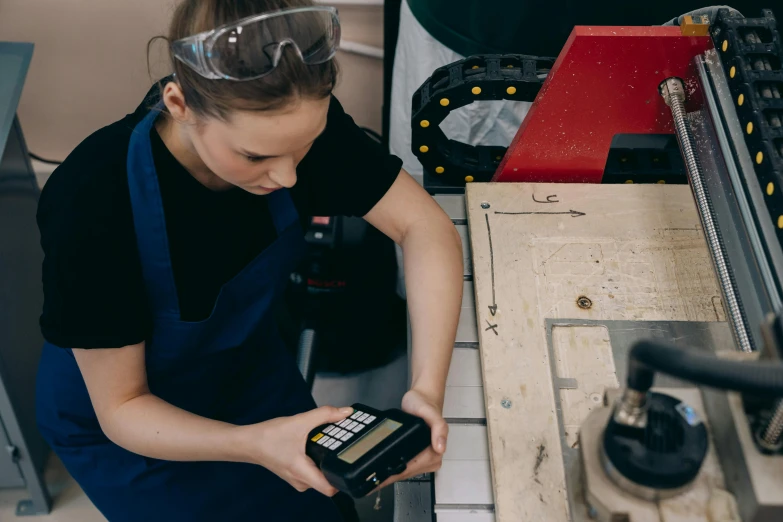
[465,183,726,522]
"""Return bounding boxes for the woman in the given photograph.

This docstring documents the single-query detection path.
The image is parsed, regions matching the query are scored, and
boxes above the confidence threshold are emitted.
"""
[35,1,462,520]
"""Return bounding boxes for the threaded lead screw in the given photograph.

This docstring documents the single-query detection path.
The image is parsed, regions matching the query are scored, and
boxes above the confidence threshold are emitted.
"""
[660,78,754,353]
[761,399,783,450]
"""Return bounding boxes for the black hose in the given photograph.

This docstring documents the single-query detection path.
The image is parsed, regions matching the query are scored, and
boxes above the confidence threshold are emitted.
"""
[296,328,318,390]
[627,340,783,396]
[28,152,63,165]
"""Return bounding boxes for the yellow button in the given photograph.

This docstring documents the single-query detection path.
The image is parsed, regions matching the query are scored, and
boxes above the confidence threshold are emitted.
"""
[507,64,514,68]
[730,66,736,78]
[311,433,324,442]
[722,40,728,52]
[472,65,479,69]
[420,120,430,128]
[767,182,775,196]
[435,166,445,174]
[657,180,666,184]
[465,175,474,182]
[507,86,517,95]
[778,216,783,229]
[419,145,429,153]
[440,98,450,107]
[747,122,753,134]
[756,151,764,164]
[625,180,634,184]
[472,86,482,95]
[738,94,745,106]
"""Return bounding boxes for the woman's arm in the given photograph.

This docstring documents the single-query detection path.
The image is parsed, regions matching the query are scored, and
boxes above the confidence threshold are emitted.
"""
[73,344,352,495]
[364,170,463,467]
[74,343,248,462]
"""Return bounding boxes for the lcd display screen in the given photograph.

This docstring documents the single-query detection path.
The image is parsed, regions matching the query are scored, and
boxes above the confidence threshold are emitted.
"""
[337,419,402,464]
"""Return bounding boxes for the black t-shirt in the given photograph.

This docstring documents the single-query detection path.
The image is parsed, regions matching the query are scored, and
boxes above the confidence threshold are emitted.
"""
[38,85,402,349]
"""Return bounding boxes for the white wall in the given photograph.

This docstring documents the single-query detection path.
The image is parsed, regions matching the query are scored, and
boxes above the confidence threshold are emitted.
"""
[0,0,385,169]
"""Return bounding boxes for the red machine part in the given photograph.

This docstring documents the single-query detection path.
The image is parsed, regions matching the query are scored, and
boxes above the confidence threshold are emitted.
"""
[494,26,713,183]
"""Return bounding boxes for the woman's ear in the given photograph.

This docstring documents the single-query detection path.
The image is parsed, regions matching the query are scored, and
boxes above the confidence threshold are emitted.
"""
[162,82,195,124]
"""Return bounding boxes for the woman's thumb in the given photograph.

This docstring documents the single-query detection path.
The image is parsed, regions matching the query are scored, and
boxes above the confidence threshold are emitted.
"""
[309,405,354,426]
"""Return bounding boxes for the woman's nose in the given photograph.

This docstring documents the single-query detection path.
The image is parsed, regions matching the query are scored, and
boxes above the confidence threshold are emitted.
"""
[267,157,297,188]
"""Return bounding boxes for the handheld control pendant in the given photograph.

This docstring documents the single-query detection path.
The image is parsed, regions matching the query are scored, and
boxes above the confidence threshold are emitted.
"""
[306,404,431,498]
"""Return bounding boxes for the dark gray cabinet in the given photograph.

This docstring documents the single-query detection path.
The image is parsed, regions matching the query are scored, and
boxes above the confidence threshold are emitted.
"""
[0,41,52,516]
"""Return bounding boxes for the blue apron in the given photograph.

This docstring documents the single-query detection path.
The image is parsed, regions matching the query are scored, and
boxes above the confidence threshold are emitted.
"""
[35,108,344,521]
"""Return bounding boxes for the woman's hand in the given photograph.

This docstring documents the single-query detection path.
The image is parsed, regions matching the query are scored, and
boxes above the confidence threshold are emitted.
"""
[239,406,354,497]
[373,388,449,491]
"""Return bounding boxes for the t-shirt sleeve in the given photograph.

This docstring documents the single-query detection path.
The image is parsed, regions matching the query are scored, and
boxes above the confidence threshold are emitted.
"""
[37,132,151,349]
[296,96,403,218]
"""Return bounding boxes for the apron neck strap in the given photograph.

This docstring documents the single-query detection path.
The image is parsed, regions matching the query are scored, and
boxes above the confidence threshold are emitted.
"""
[127,106,180,315]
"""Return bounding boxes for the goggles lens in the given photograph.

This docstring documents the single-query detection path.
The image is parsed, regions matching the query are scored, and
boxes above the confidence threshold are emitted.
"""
[208,9,339,80]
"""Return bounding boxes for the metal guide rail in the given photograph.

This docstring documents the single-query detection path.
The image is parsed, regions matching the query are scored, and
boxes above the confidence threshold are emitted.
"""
[692,9,783,356]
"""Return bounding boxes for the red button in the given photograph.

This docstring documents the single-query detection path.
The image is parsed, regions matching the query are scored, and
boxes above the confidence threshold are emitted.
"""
[312,216,331,226]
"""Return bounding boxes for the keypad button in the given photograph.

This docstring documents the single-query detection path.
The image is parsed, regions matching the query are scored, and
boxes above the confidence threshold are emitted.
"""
[318,436,332,446]
[334,429,347,439]
[353,424,365,432]
[366,415,376,423]
[323,426,335,435]
[326,439,339,450]
[351,411,363,420]
[346,422,358,431]
[336,420,348,428]
[358,413,370,422]
[330,441,343,450]
[340,432,354,441]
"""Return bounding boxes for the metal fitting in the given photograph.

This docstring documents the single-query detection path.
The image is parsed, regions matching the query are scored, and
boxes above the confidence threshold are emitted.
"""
[613,388,649,429]
[660,78,686,107]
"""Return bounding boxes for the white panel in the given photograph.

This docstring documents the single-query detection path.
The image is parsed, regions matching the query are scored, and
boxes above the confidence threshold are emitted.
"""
[456,282,478,344]
[446,348,483,388]
[443,386,486,419]
[456,224,472,276]
[444,425,489,461]
[434,460,494,505]
[435,194,467,221]
[434,511,496,522]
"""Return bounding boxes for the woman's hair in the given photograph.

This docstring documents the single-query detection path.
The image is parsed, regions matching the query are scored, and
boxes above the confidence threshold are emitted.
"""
[152,0,338,119]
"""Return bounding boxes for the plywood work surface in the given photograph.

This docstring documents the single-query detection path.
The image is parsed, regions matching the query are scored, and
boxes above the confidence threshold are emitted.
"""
[465,183,725,522]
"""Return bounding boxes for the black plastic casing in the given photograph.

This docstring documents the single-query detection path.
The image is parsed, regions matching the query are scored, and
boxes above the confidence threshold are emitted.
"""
[306,404,431,498]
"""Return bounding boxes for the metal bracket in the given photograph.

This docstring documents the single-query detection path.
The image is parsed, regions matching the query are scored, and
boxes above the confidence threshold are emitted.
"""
[545,318,734,521]
[5,444,19,462]
[16,499,50,517]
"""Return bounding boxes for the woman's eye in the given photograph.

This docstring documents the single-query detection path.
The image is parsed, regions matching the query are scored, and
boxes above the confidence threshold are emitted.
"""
[245,155,263,163]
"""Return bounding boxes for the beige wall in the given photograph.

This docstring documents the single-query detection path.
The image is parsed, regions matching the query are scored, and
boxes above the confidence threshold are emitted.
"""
[0,1,385,165]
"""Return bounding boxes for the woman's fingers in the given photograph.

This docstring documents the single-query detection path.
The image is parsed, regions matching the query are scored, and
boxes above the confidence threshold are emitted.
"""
[401,390,449,454]
[300,405,354,430]
[297,458,339,497]
[429,416,449,454]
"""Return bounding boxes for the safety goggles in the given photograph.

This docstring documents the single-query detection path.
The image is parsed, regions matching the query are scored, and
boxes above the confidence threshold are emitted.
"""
[171,6,340,81]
